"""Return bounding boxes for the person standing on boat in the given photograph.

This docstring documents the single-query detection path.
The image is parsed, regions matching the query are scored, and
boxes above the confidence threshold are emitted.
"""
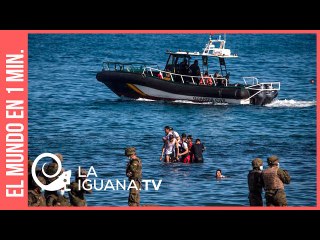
[125,147,142,206]
[262,156,291,206]
[179,59,189,75]
[247,158,264,206]
[191,138,205,163]
[189,60,201,76]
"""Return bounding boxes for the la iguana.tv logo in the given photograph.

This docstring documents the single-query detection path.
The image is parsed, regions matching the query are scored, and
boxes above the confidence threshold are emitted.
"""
[32,153,162,192]
[31,153,71,192]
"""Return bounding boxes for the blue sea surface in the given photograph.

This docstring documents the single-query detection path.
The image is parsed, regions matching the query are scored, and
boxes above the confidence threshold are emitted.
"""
[28,34,316,206]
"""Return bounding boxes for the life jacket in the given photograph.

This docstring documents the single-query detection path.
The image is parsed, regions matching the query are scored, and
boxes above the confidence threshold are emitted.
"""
[206,77,213,86]
[262,167,284,190]
[247,169,263,193]
[199,78,205,85]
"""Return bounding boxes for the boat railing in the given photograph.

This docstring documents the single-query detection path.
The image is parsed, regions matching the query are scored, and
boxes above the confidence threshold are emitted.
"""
[103,62,159,73]
[242,76,260,85]
[143,67,228,86]
[245,82,281,100]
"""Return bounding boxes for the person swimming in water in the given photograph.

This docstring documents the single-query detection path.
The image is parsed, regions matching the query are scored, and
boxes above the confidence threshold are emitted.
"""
[216,169,226,179]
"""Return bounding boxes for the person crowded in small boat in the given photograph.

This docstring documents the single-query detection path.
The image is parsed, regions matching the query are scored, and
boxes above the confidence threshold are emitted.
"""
[163,72,171,81]
[199,71,213,86]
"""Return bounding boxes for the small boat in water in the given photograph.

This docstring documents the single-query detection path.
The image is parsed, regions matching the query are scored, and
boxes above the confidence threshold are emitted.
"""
[96,35,280,105]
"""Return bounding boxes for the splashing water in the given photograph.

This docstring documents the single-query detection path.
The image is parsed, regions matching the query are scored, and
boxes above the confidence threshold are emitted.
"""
[266,99,316,108]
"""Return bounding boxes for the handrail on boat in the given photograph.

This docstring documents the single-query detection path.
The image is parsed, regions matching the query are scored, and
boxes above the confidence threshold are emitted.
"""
[143,67,228,86]
[244,81,281,101]
[102,62,159,72]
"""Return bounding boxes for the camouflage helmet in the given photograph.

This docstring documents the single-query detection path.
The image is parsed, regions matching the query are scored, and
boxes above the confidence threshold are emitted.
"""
[125,147,136,156]
[267,155,279,165]
[54,153,63,162]
[252,158,263,168]
[75,168,87,177]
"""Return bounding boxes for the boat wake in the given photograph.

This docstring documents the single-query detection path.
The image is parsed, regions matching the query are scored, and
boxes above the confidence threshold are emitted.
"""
[265,99,316,108]
[131,98,315,108]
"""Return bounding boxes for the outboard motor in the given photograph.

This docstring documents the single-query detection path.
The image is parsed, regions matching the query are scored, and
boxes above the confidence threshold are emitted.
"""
[264,84,278,105]
[250,84,266,106]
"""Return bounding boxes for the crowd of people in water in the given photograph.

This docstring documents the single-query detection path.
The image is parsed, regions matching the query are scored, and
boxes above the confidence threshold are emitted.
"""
[160,125,227,178]
[157,59,229,86]
[160,125,206,163]
[28,154,91,207]
[28,125,291,207]
[160,125,291,206]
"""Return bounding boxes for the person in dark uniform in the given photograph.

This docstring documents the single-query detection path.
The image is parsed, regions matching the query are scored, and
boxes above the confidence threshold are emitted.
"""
[28,176,46,207]
[42,153,64,184]
[125,147,142,206]
[191,138,205,163]
[248,158,264,206]
[189,60,201,76]
[46,189,70,207]
[179,59,189,75]
[262,155,291,206]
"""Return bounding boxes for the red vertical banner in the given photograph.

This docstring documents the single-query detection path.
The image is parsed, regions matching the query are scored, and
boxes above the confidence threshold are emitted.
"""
[0,31,28,209]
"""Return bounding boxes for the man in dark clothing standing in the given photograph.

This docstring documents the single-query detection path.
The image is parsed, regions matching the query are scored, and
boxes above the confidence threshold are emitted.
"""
[248,158,264,206]
[191,139,205,163]
[189,60,201,76]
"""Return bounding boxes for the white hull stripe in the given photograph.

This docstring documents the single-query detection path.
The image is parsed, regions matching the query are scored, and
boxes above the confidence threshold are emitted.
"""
[134,84,250,105]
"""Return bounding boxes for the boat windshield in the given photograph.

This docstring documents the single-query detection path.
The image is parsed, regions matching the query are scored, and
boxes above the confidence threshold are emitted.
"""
[165,54,224,77]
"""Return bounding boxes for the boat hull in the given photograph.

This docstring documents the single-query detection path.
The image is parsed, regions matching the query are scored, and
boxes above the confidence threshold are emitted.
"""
[96,71,277,105]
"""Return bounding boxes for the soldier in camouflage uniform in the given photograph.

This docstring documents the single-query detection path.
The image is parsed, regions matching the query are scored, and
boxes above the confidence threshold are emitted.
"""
[28,176,46,207]
[125,147,142,206]
[68,168,92,206]
[46,190,71,207]
[247,158,264,206]
[262,155,291,206]
[43,153,64,184]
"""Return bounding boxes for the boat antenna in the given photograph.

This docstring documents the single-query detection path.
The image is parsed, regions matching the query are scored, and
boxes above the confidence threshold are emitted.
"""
[224,33,226,43]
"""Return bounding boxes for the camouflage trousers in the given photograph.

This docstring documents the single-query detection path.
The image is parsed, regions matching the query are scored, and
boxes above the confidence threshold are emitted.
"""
[265,189,287,206]
[128,180,140,206]
[248,192,263,206]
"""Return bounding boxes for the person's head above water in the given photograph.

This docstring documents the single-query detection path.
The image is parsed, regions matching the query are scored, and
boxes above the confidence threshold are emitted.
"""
[164,126,170,134]
[216,169,222,178]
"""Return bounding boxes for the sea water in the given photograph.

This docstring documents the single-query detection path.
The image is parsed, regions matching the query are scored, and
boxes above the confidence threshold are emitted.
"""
[28,34,316,206]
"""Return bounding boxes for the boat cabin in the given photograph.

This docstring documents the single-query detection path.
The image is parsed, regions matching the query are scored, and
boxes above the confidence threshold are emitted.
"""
[164,35,238,81]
